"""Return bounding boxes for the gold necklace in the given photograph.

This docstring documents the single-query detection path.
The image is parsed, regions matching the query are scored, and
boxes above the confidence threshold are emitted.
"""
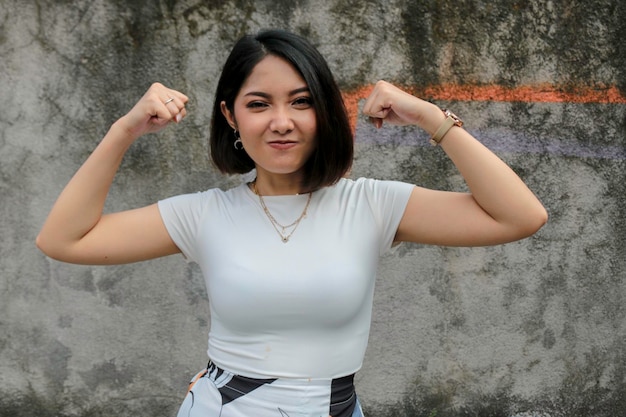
[252,182,312,243]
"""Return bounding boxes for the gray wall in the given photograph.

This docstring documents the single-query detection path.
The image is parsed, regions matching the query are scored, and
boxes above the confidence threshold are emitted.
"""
[1,1,625,416]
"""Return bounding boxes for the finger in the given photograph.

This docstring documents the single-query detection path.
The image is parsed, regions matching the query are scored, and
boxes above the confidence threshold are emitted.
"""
[175,107,187,123]
[148,102,180,127]
[369,116,383,129]
[163,96,187,123]
[364,103,391,122]
[362,80,392,113]
[362,92,393,121]
[170,90,189,105]
[361,88,380,116]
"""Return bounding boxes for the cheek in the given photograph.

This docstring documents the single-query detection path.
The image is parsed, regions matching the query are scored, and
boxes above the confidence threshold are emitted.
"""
[237,116,266,138]
[302,113,318,137]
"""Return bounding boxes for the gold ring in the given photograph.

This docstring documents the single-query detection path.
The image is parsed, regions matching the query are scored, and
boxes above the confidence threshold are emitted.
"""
[164,98,174,104]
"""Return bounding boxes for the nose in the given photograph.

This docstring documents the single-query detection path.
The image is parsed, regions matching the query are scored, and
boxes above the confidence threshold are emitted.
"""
[269,106,294,134]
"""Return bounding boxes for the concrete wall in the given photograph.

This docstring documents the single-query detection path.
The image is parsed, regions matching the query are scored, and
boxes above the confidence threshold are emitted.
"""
[1,1,625,416]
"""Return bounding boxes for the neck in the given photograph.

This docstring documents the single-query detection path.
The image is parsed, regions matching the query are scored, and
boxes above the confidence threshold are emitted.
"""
[252,173,307,196]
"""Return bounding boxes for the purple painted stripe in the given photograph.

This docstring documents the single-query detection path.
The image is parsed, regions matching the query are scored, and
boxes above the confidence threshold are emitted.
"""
[355,124,626,160]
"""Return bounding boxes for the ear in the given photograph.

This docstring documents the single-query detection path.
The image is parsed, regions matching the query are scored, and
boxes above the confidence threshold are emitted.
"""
[220,101,237,130]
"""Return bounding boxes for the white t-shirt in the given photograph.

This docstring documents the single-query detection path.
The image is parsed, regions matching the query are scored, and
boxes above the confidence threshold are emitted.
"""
[158,177,414,379]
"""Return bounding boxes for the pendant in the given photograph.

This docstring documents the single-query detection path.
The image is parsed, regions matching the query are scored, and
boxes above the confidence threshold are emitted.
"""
[282,237,289,243]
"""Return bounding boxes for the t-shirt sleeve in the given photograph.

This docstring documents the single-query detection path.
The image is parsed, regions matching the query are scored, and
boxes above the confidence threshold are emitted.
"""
[158,191,209,263]
[359,178,415,255]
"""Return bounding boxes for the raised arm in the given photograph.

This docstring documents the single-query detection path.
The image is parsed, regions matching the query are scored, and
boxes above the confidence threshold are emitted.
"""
[362,81,548,246]
[36,83,188,264]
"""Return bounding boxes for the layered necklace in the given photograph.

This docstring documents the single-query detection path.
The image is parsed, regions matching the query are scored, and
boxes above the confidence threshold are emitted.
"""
[252,181,312,243]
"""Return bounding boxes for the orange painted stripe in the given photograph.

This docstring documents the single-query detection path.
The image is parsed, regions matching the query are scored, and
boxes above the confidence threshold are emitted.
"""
[342,83,626,131]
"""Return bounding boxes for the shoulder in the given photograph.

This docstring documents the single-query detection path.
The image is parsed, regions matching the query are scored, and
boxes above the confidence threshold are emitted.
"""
[318,178,414,214]
[328,177,377,192]
[158,183,250,212]
[330,177,414,196]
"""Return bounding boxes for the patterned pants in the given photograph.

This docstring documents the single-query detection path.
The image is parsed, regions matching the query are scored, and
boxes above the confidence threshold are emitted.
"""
[176,362,364,417]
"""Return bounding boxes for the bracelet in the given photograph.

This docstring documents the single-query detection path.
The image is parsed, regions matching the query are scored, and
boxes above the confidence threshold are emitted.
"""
[429,109,463,146]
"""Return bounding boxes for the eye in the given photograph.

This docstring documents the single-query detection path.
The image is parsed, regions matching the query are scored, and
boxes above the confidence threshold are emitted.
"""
[246,101,268,109]
[292,96,313,108]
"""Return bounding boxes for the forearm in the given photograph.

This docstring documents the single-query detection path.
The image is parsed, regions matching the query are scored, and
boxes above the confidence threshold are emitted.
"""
[36,121,136,254]
[434,112,548,232]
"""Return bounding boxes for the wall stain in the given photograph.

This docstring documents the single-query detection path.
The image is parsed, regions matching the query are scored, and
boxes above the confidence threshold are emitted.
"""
[78,359,135,391]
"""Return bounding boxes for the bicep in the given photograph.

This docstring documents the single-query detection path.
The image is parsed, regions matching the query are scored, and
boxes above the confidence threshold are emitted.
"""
[62,204,180,264]
[394,187,519,246]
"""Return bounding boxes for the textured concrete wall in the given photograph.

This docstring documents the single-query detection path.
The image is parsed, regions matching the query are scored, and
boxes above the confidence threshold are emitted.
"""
[1,1,625,416]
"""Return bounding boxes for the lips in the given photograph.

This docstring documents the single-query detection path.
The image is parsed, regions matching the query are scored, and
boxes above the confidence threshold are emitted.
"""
[268,141,297,150]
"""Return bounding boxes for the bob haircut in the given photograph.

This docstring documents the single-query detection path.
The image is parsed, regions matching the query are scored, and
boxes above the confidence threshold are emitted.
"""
[209,29,353,191]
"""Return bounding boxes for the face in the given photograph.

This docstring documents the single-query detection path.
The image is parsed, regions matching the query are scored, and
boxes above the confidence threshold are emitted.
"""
[221,55,317,185]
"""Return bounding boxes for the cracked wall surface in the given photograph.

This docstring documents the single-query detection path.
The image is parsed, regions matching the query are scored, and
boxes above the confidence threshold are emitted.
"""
[1,1,625,416]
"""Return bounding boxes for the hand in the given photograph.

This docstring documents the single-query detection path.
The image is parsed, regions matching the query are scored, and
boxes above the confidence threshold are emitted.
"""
[362,80,441,132]
[117,82,189,140]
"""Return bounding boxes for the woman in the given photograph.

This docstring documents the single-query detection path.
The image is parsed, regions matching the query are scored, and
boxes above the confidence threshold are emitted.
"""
[36,29,547,417]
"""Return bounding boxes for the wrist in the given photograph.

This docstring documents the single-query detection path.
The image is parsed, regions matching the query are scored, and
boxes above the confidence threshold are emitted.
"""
[111,117,143,142]
[106,119,140,149]
[428,108,464,146]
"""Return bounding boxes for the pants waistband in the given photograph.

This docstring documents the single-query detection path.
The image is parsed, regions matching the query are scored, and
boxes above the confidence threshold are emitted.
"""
[206,361,355,385]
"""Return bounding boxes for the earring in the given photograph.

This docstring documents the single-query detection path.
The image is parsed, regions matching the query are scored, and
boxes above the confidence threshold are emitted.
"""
[233,130,243,150]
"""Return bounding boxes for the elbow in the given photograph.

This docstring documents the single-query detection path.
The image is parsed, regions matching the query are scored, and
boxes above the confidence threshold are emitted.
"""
[539,206,549,227]
[35,233,55,259]
[35,233,46,254]
[533,204,549,231]
[35,232,67,262]
[498,204,548,244]
[520,205,549,238]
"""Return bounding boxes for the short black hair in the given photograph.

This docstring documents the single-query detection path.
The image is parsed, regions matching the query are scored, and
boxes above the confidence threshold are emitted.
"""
[209,29,353,191]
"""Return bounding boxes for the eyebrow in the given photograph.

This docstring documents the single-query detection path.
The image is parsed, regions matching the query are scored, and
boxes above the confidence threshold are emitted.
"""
[243,86,310,98]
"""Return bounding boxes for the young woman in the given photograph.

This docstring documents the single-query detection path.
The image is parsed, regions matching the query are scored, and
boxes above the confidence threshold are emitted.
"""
[36,29,547,417]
